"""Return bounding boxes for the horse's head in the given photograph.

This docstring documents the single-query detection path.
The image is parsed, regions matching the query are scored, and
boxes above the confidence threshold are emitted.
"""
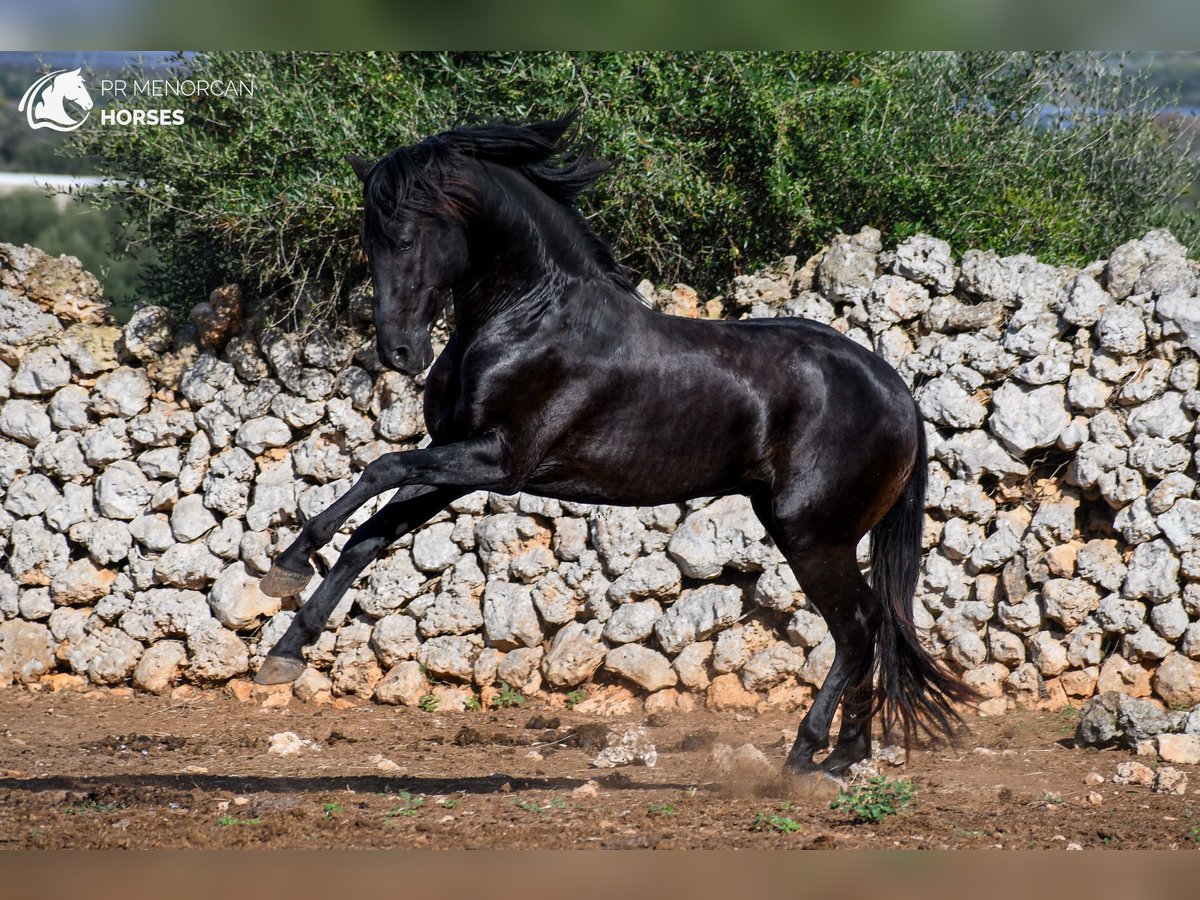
[350,148,469,376]
[56,69,93,111]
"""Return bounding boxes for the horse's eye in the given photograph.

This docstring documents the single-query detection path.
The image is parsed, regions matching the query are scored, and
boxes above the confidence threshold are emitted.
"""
[397,238,414,252]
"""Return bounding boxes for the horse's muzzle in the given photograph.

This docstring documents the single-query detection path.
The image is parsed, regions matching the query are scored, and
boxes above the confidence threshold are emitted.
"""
[382,341,432,375]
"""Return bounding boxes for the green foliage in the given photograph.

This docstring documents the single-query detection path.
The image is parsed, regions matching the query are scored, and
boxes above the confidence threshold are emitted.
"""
[649,801,677,817]
[72,51,1200,320]
[751,812,803,833]
[385,791,425,818]
[565,689,587,709]
[322,802,342,818]
[830,776,916,825]
[492,683,526,708]
[514,796,566,818]
[418,693,439,712]
[463,695,482,711]
[216,815,262,827]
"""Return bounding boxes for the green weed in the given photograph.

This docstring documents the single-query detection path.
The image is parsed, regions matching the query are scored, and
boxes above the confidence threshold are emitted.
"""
[492,683,526,709]
[751,812,803,833]
[830,776,916,824]
[217,815,262,827]
[385,791,425,819]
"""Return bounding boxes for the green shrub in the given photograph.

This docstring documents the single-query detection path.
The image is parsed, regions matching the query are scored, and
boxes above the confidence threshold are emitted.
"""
[73,51,1199,321]
[830,776,916,824]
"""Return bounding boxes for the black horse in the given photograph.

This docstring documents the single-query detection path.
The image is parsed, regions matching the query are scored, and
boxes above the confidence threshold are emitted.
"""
[255,113,975,776]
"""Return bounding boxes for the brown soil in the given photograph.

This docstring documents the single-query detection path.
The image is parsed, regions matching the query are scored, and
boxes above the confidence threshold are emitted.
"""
[0,688,1196,849]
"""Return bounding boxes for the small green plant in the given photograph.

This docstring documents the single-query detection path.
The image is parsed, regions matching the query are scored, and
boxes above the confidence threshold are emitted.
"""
[385,791,425,819]
[513,796,566,818]
[492,683,526,709]
[217,815,262,827]
[1042,793,1064,806]
[565,689,587,709]
[418,694,439,712]
[751,812,803,833]
[830,776,916,825]
[323,802,342,819]
[649,802,677,817]
[464,695,482,711]
[1188,826,1200,843]
[66,800,126,816]
[442,797,460,809]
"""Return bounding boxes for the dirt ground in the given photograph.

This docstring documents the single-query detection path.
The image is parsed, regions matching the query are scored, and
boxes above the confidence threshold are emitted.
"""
[0,686,1197,850]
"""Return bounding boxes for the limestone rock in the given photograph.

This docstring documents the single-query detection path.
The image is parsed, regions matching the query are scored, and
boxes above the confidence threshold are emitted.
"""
[1155,653,1200,709]
[542,620,607,688]
[209,562,280,629]
[605,644,677,692]
[187,621,249,682]
[132,641,187,694]
[667,495,768,579]
[416,634,481,682]
[989,382,1071,455]
[602,600,662,644]
[655,584,743,654]
[330,645,383,699]
[375,660,428,706]
[0,619,54,684]
[482,581,542,650]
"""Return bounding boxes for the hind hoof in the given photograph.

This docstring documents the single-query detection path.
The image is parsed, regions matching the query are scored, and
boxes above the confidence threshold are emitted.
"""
[259,561,313,597]
[254,655,306,685]
[820,749,872,778]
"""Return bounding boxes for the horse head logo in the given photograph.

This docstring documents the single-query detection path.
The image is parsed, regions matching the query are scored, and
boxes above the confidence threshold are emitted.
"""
[19,68,93,132]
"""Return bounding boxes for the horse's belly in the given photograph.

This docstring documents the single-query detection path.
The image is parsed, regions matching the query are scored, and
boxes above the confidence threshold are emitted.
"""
[524,431,757,506]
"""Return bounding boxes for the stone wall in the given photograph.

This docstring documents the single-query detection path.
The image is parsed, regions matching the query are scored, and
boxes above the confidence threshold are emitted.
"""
[3,228,1200,716]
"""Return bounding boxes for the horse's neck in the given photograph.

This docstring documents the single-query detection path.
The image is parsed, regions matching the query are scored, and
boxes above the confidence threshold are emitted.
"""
[452,163,640,339]
[451,173,575,330]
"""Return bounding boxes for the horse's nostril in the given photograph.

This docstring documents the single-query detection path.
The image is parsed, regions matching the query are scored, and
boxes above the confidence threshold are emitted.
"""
[390,346,412,369]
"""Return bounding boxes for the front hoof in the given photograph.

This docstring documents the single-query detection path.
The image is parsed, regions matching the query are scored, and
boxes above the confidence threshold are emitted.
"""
[259,561,314,597]
[254,655,306,685]
[783,769,845,801]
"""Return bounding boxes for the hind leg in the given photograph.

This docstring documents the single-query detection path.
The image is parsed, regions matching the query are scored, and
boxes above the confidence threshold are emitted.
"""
[820,646,877,776]
[782,545,879,775]
[751,489,880,776]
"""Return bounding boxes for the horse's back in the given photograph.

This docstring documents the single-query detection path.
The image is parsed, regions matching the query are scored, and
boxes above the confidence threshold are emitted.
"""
[513,305,917,507]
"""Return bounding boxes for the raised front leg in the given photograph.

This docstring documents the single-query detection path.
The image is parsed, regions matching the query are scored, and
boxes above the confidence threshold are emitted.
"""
[261,434,512,598]
[255,486,461,684]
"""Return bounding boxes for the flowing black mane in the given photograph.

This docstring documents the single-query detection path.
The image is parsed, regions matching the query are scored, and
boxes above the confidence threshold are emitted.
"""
[364,112,632,290]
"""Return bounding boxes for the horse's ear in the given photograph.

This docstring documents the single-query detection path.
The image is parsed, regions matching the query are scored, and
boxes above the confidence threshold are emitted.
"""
[346,154,372,182]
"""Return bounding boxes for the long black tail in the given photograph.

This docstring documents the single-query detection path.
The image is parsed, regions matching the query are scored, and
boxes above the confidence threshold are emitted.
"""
[870,404,980,745]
